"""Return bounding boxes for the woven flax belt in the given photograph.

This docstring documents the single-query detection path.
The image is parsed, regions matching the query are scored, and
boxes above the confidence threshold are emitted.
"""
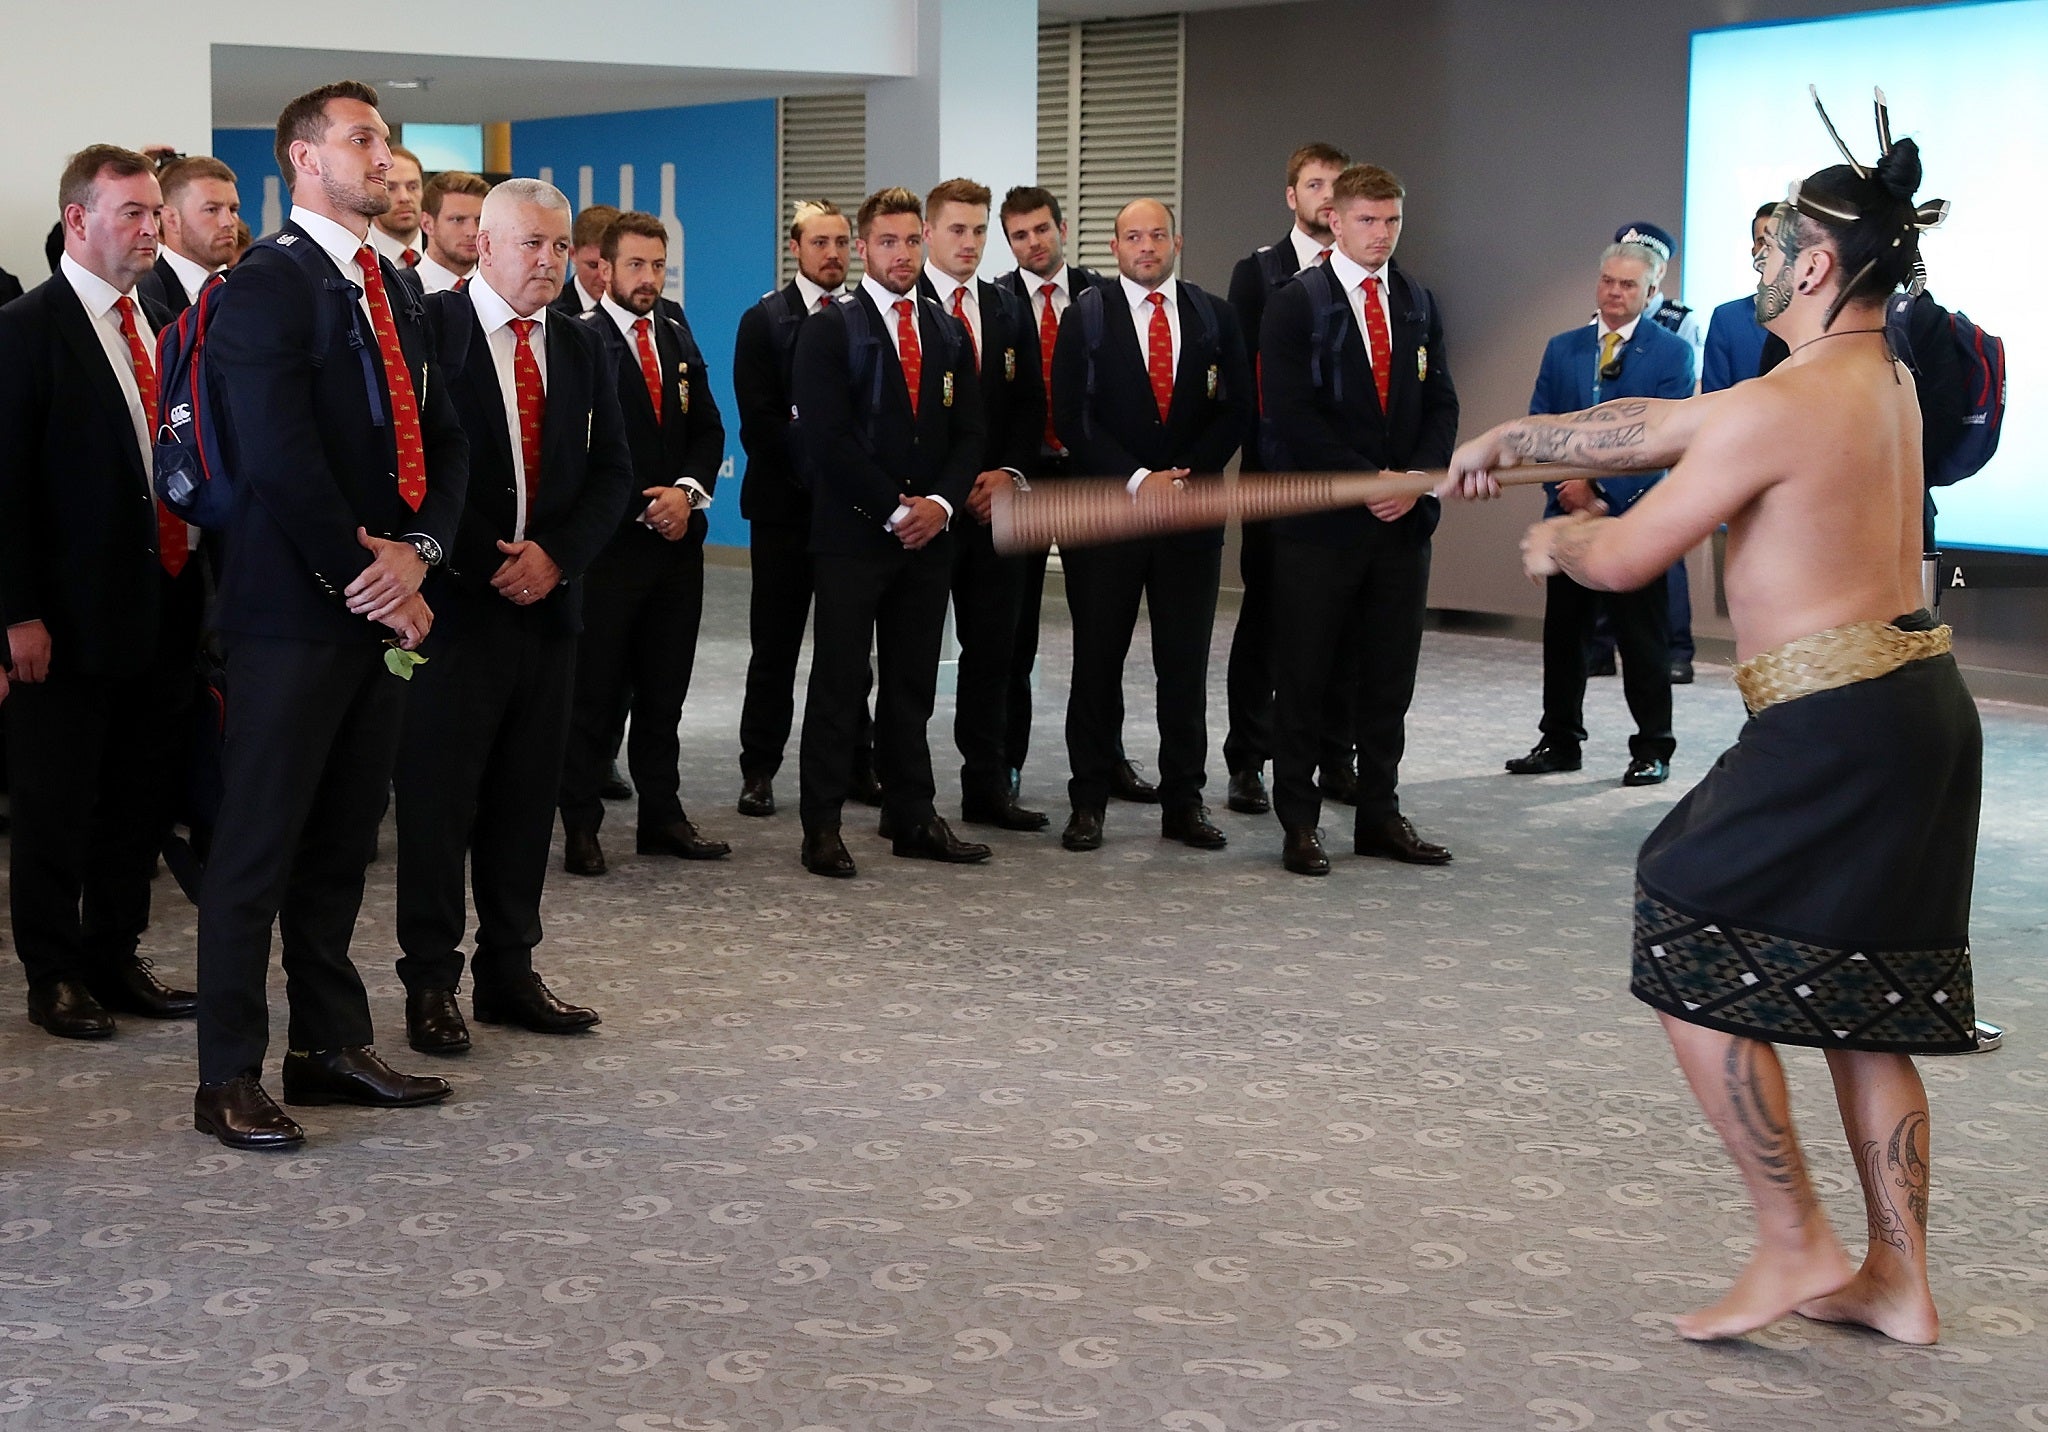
[1733,619,1952,716]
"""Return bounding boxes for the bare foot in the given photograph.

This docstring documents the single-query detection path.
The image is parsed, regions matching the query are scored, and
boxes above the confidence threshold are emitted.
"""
[1797,1267,1940,1345]
[1674,1243,1855,1341]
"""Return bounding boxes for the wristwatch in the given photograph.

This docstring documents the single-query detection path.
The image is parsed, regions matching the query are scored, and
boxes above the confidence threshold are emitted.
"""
[403,533,444,568]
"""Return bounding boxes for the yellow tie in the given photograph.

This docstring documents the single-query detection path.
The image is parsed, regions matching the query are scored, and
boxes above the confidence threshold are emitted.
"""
[1600,331,1620,370]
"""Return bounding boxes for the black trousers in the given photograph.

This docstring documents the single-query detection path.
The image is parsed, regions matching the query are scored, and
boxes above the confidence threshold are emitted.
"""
[799,540,952,834]
[951,521,1030,798]
[739,520,872,782]
[195,638,402,1083]
[1542,572,1674,761]
[1063,539,1221,813]
[1271,534,1430,834]
[1224,520,1357,778]
[6,649,191,990]
[395,619,575,994]
[560,536,703,834]
[1005,547,1050,774]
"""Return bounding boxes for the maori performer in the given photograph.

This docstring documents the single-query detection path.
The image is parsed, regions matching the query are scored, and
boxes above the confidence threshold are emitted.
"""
[1443,92,1973,1344]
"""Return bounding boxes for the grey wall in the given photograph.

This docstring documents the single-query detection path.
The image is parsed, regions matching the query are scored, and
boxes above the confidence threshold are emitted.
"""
[1182,0,2045,689]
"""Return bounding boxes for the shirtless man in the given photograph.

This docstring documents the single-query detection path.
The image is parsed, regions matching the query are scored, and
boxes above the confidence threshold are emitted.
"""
[1443,124,1977,1345]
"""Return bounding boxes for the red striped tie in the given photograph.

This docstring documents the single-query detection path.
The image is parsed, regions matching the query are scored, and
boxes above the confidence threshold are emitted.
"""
[895,299,922,417]
[1144,292,1173,424]
[114,296,188,577]
[633,317,664,425]
[510,318,543,514]
[354,246,427,509]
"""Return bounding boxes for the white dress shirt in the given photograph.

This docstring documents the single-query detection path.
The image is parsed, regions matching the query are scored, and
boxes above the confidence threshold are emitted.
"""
[858,274,954,530]
[416,252,471,294]
[287,205,376,322]
[466,274,549,542]
[368,223,422,268]
[1327,248,1395,367]
[1024,263,1074,323]
[793,272,843,314]
[568,273,603,313]
[1118,273,1182,492]
[598,293,711,512]
[922,261,982,361]
[1288,224,1333,272]
[158,246,219,306]
[58,253,153,469]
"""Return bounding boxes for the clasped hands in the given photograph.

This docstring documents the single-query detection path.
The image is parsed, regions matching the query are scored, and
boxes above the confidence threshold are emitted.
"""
[346,527,432,649]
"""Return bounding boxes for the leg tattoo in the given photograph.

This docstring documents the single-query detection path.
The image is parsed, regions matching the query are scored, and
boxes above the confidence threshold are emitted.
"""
[1856,1138,1911,1253]
[1891,1111,1930,1234]
[1723,1041,1806,1201]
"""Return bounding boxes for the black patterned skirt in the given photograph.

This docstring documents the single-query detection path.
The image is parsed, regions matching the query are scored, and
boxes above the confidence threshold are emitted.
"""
[1631,642,1981,1054]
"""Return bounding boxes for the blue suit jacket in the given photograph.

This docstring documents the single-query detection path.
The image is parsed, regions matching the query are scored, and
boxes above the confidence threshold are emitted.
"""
[1701,295,1768,394]
[1530,318,1695,517]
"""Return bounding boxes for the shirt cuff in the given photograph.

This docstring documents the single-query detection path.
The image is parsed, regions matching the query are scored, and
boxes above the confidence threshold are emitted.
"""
[1002,466,1030,493]
[678,478,713,509]
[886,495,955,532]
[1126,468,1151,496]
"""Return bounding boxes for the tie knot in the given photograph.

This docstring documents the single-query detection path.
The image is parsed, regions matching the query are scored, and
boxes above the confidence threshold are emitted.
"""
[634,317,651,334]
[1146,292,1165,308]
[1317,248,1331,264]
[1039,283,1057,299]
[1362,275,1380,293]
[894,299,914,316]
[114,295,135,321]
[511,318,537,341]
[355,245,377,272]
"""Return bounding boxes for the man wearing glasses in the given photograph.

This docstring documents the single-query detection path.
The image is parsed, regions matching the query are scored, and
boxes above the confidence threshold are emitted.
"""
[1503,239,1695,787]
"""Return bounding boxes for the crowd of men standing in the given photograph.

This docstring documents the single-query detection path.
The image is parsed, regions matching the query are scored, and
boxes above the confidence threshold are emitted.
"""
[0,79,1729,1151]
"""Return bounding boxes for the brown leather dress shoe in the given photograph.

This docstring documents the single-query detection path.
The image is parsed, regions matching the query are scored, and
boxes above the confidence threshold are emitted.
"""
[737,775,776,817]
[405,987,472,1055]
[1354,814,1452,865]
[636,817,731,859]
[1061,808,1104,852]
[472,972,601,1034]
[1161,804,1228,850]
[26,979,115,1040]
[1282,827,1330,876]
[1109,759,1161,804]
[1226,768,1271,815]
[86,957,196,1019]
[891,815,991,864]
[194,1076,305,1150]
[802,829,858,878]
[281,1047,452,1108]
[564,827,606,877]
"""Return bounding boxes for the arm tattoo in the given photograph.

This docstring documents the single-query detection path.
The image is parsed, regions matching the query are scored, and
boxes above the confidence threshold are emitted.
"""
[1565,401,1649,426]
[1499,410,1647,467]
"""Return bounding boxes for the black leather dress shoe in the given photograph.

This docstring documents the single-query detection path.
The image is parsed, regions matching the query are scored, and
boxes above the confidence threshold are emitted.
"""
[636,818,731,860]
[1061,808,1104,852]
[26,979,115,1040]
[1318,763,1360,806]
[473,972,601,1034]
[1623,756,1671,787]
[85,957,196,1019]
[1226,768,1271,815]
[849,755,884,807]
[601,761,633,801]
[892,815,992,864]
[803,829,858,878]
[1161,804,1228,850]
[564,827,606,877]
[1669,661,1695,685]
[1355,814,1452,865]
[961,788,1049,831]
[1282,827,1330,876]
[1505,741,1582,775]
[281,1047,452,1108]
[1109,759,1160,804]
[194,1076,304,1150]
[405,987,471,1055]
[737,775,776,817]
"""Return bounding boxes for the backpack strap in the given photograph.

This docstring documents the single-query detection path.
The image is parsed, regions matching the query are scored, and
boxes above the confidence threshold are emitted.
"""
[1072,284,1109,440]
[1255,243,1295,291]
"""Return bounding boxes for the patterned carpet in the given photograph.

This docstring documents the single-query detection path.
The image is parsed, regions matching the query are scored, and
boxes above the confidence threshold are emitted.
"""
[3,564,2045,1431]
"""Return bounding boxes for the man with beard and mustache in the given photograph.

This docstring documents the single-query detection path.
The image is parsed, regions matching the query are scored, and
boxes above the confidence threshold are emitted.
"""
[139,155,240,315]
[416,170,487,295]
[369,144,426,270]
[192,81,469,1149]
[1223,142,1357,820]
[557,211,729,877]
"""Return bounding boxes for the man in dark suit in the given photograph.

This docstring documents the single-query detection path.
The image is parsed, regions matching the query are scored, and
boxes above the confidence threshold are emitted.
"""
[0,144,201,1039]
[1050,197,1250,854]
[791,186,988,878]
[0,264,23,306]
[996,186,1155,807]
[137,156,240,317]
[1259,164,1459,876]
[194,81,469,1148]
[368,145,426,270]
[731,199,878,819]
[1504,239,1694,788]
[394,179,634,1057]
[557,211,730,876]
[919,178,1048,831]
[1224,142,1357,817]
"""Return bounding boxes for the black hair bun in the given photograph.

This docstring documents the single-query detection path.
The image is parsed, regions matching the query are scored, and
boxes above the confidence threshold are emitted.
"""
[1875,136,1922,201]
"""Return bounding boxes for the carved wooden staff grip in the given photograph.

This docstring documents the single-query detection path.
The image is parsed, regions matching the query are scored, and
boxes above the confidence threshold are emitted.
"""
[989,465,1620,555]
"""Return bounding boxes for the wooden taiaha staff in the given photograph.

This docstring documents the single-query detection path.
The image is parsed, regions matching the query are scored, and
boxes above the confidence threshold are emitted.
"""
[989,465,1618,556]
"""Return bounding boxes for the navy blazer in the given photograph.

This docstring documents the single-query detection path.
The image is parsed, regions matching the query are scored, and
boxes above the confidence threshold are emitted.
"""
[423,290,635,637]
[0,276,180,676]
[1701,295,1768,394]
[1259,258,1458,548]
[1227,231,1311,474]
[1049,278,1251,549]
[790,286,985,557]
[583,301,726,552]
[918,273,1045,479]
[1530,317,1696,517]
[207,221,469,643]
[732,280,814,529]
[135,255,195,321]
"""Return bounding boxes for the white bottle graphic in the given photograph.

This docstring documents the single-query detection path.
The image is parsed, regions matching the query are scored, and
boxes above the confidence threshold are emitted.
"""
[659,162,685,306]
[618,163,634,211]
[261,176,282,237]
[577,165,594,211]
[537,165,554,186]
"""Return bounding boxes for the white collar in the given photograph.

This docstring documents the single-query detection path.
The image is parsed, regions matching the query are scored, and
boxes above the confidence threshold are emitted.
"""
[1597,314,1643,343]
[1119,273,1177,310]
[419,251,472,285]
[923,261,974,305]
[467,273,542,335]
[1026,263,1070,297]
[159,245,218,302]
[600,292,657,343]
[58,251,135,320]
[1327,247,1390,293]
[369,222,419,262]
[861,273,917,314]
[793,272,843,312]
[1288,225,1332,271]
[289,204,371,277]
